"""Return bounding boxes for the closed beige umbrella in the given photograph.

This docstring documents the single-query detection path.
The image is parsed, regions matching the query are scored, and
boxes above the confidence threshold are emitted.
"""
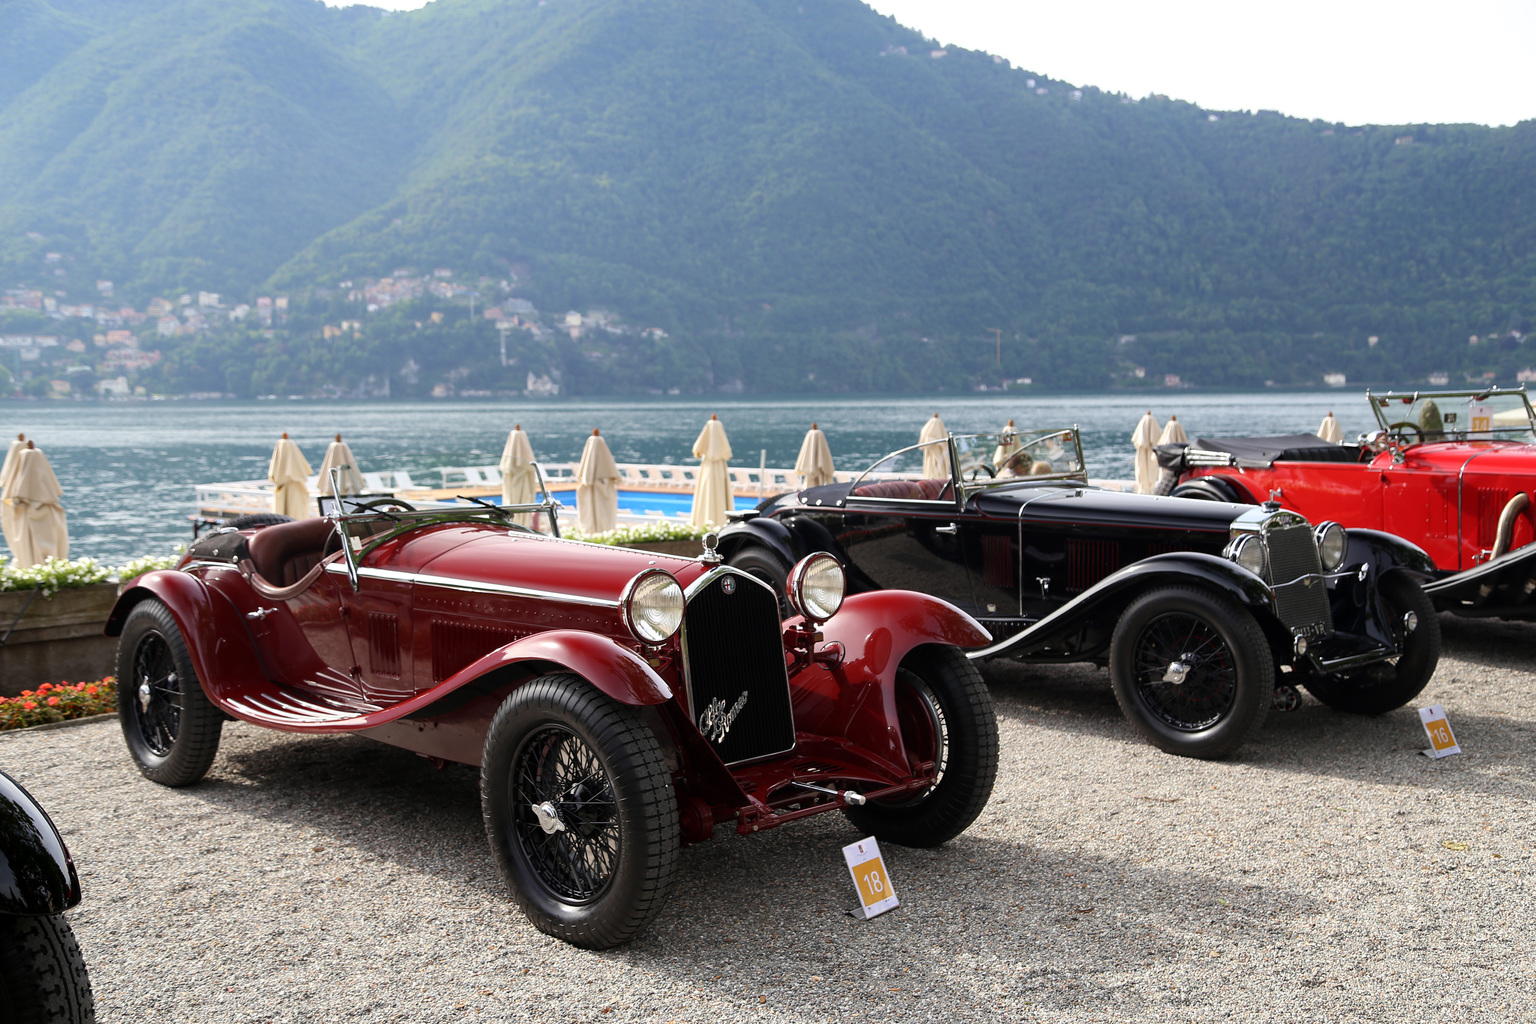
[1317,411,1344,444]
[1132,410,1161,494]
[992,418,1021,470]
[1158,414,1188,446]
[6,442,66,567]
[690,414,733,529]
[499,423,538,526]
[268,433,313,519]
[316,433,365,500]
[0,433,27,556]
[576,429,619,534]
[919,413,950,480]
[794,423,835,488]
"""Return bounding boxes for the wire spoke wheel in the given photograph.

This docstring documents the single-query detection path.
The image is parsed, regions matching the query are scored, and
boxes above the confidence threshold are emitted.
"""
[1131,612,1238,731]
[512,726,621,903]
[132,631,184,757]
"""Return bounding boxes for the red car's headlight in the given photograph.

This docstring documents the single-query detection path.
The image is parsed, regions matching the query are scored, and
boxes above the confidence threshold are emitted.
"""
[787,553,845,623]
[621,569,684,644]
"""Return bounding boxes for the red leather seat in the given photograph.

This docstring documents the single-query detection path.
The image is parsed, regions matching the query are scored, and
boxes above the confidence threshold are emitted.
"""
[850,478,953,501]
[245,519,335,586]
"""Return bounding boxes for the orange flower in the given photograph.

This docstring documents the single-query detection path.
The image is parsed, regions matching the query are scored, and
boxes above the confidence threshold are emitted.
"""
[19,690,32,697]
[86,685,98,695]
[22,701,36,710]
[46,696,59,706]
[38,683,52,693]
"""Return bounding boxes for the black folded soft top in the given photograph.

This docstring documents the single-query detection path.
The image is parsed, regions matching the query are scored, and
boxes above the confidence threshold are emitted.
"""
[1155,434,1357,469]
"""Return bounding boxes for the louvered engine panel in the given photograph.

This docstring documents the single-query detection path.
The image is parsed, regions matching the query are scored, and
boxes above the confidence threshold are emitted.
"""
[1067,538,1119,593]
[367,612,400,677]
[431,620,520,683]
[681,570,796,765]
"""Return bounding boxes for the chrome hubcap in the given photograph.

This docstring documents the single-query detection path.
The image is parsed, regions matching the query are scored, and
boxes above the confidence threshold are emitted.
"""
[1162,660,1190,685]
[1403,610,1418,634]
[531,801,566,835]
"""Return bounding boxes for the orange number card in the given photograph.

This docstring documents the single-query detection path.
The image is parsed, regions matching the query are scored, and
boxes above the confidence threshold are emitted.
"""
[843,837,899,918]
[1419,704,1461,758]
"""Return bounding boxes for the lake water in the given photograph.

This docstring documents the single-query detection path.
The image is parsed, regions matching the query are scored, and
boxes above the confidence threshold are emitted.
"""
[11,392,1378,564]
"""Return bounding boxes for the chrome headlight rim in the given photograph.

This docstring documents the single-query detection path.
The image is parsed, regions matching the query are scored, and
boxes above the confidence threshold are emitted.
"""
[787,553,846,623]
[1314,521,1347,572]
[620,568,685,645]
[1226,533,1267,578]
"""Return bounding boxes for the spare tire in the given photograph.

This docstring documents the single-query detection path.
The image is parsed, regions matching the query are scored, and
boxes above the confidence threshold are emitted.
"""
[224,513,292,530]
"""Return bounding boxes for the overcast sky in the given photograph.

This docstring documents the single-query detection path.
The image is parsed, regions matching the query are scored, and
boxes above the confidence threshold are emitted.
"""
[334,0,1536,127]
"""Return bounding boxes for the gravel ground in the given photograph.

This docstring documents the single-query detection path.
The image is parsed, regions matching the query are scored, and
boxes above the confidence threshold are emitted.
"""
[6,613,1536,1023]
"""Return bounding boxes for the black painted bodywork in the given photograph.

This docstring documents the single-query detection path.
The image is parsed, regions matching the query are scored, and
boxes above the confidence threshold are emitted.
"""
[721,474,1432,677]
[0,769,81,916]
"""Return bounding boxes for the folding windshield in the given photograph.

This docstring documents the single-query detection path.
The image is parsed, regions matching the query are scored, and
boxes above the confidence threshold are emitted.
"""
[953,428,1086,490]
[1369,388,1536,443]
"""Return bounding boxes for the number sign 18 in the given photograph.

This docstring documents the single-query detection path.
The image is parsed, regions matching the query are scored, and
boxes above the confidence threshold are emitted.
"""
[842,837,899,919]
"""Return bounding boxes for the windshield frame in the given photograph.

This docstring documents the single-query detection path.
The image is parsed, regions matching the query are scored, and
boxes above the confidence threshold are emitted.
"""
[953,426,1088,498]
[1366,386,1536,444]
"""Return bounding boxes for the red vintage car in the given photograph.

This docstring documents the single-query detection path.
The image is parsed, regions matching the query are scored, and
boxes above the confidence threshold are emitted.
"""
[107,501,997,948]
[1161,386,1536,618]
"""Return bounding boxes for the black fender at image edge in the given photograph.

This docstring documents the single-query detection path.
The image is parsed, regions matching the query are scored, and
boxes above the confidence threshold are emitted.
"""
[0,771,81,917]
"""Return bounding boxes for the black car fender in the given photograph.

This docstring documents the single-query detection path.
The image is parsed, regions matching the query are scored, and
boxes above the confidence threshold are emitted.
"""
[970,552,1280,661]
[1421,541,1536,616]
[1343,528,1437,581]
[1171,475,1254,504]
[717,517,801,570]
[0,771,81,917]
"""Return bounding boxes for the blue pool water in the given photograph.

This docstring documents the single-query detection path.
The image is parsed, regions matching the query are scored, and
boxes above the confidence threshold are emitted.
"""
[541,489,759,518]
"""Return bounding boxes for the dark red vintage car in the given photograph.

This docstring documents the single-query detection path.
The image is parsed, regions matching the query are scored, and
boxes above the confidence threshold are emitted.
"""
[107,501,998,948]
[1161,386,1536,619]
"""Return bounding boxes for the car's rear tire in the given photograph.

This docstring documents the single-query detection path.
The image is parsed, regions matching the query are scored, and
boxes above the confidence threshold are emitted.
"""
[482,674,679,949]
[224,513,292,529]
[0,912,95,1024]
[1109,586,1274,758]
[116,599,223,786]
[843,645,998,847]
[1303,572,1440,714]
[726,544,792,617]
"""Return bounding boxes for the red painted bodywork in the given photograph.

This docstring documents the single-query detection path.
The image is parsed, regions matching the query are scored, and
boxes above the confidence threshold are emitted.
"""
[1182,440,1536,573]
[108,520,986,837]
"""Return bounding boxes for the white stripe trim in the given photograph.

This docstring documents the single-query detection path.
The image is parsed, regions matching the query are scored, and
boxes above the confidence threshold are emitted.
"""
[324,562,621,608]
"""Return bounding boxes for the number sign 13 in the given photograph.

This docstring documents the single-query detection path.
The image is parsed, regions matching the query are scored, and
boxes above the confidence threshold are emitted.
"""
[843,837,899,919]
[1419,704,1461,758]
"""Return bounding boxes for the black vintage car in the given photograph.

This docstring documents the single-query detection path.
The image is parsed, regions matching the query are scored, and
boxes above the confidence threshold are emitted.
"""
[720,426,1441,758]
[1,769,95,1023]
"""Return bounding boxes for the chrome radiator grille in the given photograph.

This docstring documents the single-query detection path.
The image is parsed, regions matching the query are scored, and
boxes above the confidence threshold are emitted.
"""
[681,570,797,765]
[1266,522,1333,635]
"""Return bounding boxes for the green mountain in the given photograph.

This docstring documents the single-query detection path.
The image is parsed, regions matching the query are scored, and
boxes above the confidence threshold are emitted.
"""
[1,0,1534,394]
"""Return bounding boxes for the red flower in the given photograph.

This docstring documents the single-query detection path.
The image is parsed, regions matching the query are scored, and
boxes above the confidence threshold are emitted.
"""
[86,685,98,695]
[19,690,32,697]
[46,696,59,706]
[22,701,36,710]
[38,683,52,693]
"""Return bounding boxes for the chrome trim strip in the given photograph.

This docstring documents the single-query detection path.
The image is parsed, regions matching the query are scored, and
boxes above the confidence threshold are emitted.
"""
[322,562,621,608]
[1456,447,1493,569]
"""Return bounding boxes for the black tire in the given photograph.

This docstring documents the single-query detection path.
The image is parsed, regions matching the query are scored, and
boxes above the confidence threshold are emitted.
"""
[1109,586,1275,758]
[224,512,292,529]
[1303,572,1441,714]
[727,544,792,618]
[0,913,95,1024]
[481,674,679,949]
[843,645,998,847]
[116,599,223,786]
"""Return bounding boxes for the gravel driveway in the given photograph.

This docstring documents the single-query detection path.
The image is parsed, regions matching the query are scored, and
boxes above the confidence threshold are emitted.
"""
[6,613,1535,1022]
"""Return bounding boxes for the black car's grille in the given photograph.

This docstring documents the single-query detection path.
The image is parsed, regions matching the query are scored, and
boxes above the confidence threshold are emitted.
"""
[681,569,796,765]
[1266,523,1333,635]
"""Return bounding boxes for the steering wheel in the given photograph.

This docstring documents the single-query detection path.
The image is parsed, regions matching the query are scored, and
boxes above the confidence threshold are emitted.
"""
[966,464,997,481]
[1386,421,1423,443]
[351,497,417,515]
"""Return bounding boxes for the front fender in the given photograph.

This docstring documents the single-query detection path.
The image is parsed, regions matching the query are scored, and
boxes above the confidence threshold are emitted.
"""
[1421,534,1536,617]
[105,571,270,704]
[1344,528,1436,580]
[971,552,1277,661]
[0,771,80,917]
[717,517,800,568]
[435,629,673,708]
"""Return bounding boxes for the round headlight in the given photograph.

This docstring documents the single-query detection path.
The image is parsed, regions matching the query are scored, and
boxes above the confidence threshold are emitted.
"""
[787,553,846,622]
[1228,534,1267,577]
[622,569,684,644]
[1315,521,1346,572]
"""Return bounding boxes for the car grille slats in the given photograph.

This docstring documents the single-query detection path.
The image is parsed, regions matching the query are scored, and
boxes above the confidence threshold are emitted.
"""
[1266,522,1333,634]
[682,571,796,765]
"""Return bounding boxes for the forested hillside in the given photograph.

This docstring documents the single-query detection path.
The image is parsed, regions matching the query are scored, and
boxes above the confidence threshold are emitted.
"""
[1,0,1533,394]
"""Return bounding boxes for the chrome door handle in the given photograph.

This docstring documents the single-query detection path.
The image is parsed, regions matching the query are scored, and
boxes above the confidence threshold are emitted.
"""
[934,524,959,535]
[246,607,274,620]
